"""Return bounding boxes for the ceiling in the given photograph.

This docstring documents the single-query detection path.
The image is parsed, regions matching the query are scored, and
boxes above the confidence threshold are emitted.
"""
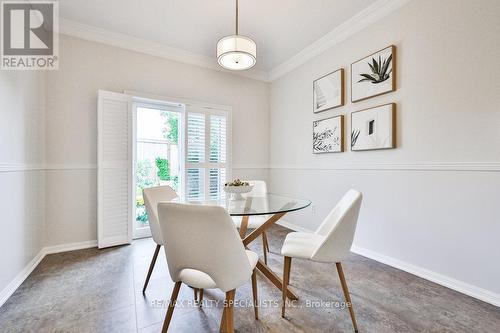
[59,0,377,73]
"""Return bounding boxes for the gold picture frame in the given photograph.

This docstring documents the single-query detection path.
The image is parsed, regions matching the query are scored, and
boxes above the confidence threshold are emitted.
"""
[351,45,396,103]
[350,103,396,151]
[313,68,344,113]
[313,114,344,154]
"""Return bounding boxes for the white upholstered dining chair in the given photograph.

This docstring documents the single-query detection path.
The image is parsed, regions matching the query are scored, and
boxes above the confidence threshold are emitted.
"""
[158,202,260,333]
[142,185,178,293]
[280,189,362,333]
[232,180,271,263]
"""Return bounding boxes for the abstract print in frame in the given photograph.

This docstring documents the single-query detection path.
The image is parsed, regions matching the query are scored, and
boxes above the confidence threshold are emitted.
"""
[313,68,344,113]
[313,115,344,153]
[351,103,396,151]
[351,45,395,102]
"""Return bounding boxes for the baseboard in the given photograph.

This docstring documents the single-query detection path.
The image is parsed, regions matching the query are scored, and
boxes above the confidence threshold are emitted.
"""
[0,249,45,307]
[0,240,97,308]
[44,240,98,255]
[277,220,500,308]
[351,245,500,307]
[276,219,314,233]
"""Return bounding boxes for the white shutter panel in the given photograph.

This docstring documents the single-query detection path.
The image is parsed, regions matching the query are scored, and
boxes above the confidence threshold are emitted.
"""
[187,112,205,163]
[97,90,133,248]
[209,114,228,199]
[210,115,227,163]
[185,106,231,201]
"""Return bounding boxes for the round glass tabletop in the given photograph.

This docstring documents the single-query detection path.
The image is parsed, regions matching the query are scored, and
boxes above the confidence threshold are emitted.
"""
[177,193,311,216]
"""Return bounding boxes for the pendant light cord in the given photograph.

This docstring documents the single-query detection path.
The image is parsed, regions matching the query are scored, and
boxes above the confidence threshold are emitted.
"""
[236,0,239,35]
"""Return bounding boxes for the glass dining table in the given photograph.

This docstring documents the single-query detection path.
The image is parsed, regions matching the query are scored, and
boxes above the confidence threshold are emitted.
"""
[177,193,311,300]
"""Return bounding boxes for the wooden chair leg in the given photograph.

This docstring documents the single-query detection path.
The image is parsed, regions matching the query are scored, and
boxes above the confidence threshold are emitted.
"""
[224,289,236,333]
[251,269,259,320]
[262,234,268,265]
[263,231,270,252]
[336,262,359,333]
[219,307,227,332]
[282,256,292,318]
[143,244,161,294]
[193,288,198,301]
[161,281,182,333]
[199,289,204,307]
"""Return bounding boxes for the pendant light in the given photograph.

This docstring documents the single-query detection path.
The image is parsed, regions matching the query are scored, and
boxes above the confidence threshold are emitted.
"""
[217,0,256,70]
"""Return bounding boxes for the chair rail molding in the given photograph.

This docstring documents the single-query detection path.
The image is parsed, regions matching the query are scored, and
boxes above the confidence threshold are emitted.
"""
[232,164,269,170]
[44,164,98,171]
[0,164,45,172]
[269,162,500,172]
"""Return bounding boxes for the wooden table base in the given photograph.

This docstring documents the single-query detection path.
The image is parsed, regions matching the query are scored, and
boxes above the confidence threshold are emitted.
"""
[239,212,299,301]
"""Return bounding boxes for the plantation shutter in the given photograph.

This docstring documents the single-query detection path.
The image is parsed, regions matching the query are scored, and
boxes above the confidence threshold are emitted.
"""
[97,90,133,248]
[185,106,230,201]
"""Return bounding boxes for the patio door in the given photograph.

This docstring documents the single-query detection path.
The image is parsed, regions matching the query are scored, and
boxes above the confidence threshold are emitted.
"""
[98,90,231,246]
[134,101,183,239]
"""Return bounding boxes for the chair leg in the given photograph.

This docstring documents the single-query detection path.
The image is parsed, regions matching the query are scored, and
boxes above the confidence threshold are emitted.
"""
[282,256,292,318]
[143,244,161,294]
[251,269,259,320]
[336,262,359,333]
[223,289,236,333]
[263,231,270,252]
[161,281,182,333]
[193,288,198,301]
[219,307,227,332]
[261,234,268,265]
[199,288,204,307]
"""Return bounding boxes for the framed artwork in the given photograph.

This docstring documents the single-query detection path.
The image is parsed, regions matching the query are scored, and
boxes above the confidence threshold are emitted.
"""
[313,68,344,113]
[351,103,396,151]
[313,115,344,153]
[351,45,395,102]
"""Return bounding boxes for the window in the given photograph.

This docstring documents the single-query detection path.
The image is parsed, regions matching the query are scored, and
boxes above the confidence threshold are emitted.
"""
[185,108,230,200]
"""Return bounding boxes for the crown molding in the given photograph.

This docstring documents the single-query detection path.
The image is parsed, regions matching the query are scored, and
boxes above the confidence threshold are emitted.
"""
[59,1,412,83]
[268,0,413,81]
[58,18,270,82]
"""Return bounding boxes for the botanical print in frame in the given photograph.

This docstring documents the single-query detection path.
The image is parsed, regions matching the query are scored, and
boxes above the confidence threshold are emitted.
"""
[351,103,396,151]
[351,45,395,102]
[313,68,344,113]
[313,115,344,153]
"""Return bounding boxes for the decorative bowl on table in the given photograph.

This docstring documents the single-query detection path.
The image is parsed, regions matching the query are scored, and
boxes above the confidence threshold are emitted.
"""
[224,179,253,200]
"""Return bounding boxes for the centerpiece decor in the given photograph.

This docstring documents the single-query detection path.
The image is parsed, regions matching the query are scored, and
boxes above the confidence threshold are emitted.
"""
[224,179,253,200]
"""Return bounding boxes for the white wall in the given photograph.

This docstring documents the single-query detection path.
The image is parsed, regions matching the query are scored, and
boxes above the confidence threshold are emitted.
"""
[0,71,46,299]
[269,0,500,302]
[45,35,270,246]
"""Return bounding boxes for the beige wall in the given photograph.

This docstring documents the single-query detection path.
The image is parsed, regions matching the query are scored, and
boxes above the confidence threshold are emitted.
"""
[45,35,270,246]
[269,0,500,300]
[0,71,46,298]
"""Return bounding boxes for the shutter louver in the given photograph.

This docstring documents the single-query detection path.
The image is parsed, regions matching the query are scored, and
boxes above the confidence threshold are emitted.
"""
[210,115,227,163]
[187,113,205,163]
[187,168,205,201]
[209,168,227,200]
